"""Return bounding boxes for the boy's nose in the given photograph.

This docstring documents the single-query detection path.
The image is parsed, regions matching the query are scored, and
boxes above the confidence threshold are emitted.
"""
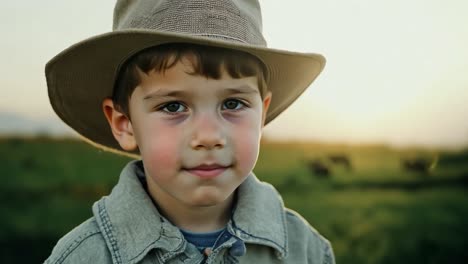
[190,114,226,150]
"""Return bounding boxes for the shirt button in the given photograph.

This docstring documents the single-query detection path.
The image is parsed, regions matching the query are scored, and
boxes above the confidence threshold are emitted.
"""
[229,239,246,257]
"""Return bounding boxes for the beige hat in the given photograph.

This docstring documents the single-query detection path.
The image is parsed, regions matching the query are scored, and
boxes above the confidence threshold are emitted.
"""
[46,0,325,155]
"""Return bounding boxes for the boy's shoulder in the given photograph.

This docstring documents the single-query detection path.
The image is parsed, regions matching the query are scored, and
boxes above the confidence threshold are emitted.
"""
[283,208,334,264]
[235,176,335,263]
[44,217,111,264]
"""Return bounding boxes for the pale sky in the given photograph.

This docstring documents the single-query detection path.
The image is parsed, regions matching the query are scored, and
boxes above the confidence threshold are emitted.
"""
[1,0,467,148]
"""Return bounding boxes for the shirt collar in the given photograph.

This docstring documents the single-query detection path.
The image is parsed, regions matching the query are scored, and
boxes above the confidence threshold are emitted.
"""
[93,161,185,264]
[92,160,288,263]
[230,173,288,259]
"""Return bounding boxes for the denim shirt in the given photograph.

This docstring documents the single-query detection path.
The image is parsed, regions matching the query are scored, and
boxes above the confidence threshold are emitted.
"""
[45,161,335,264]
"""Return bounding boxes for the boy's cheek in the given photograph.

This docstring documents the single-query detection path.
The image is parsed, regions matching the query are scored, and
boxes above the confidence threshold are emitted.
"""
[139,128,181,173]
[148,145,177,167]
[237,143,260,172]
[233,127,262,171]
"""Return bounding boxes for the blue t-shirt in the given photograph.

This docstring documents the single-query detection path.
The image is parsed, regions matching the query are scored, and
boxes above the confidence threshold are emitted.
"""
[180,227,230,252]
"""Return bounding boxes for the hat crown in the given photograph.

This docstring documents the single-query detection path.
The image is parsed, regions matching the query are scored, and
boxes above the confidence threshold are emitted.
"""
[113,0,266,46]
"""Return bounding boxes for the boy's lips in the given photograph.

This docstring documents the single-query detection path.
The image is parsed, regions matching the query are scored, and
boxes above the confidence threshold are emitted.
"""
[183,164,230,179]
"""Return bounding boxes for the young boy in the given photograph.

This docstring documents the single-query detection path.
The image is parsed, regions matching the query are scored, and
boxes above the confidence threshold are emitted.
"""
[45,0,334,263]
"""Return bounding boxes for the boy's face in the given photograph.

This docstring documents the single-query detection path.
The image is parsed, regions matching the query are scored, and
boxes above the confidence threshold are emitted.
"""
[105,56,271,209]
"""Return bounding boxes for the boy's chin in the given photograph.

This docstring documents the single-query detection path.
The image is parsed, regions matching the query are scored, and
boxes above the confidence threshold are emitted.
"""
[188,189,235,207]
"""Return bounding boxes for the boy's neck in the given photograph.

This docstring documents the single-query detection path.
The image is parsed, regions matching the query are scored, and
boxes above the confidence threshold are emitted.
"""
[146,178,234,233]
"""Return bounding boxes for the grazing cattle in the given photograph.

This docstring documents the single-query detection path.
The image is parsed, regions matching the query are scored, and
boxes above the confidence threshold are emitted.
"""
[401,157,433,174]
[328,154,352,170]
[306,159,330,178]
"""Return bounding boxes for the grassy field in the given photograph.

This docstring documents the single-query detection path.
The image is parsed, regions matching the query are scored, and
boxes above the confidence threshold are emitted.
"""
[1,137,467,263]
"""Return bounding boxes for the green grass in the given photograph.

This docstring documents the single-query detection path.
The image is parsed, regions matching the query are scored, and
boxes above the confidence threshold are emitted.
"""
[284,188,468,264]
[1,137,467,263]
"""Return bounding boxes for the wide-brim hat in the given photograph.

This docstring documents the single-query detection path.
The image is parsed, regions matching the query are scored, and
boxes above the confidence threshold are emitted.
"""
[46,0,325,156]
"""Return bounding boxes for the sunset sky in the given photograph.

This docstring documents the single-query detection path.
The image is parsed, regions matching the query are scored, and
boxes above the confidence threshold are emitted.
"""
[1,0,467,148]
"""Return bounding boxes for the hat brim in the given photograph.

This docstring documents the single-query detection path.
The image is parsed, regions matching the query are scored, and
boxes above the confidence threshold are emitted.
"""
[46,29,325,156]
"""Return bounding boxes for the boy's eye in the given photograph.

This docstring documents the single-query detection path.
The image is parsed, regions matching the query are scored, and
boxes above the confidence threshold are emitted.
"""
[161,102,187,113]
[222,99,244,110]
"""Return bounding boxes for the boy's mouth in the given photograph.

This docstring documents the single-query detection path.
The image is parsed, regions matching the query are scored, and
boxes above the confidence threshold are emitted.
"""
[183,164,231,179]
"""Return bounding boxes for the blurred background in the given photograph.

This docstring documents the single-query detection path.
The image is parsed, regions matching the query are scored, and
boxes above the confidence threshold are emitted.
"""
[1,0,467,263]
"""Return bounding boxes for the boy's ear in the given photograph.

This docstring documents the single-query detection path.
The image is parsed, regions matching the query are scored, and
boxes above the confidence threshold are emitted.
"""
[261,91,272,127]
[102,98,138,151]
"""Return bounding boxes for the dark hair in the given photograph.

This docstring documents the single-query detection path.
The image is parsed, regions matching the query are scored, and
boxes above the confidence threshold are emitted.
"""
[113,43,268,116]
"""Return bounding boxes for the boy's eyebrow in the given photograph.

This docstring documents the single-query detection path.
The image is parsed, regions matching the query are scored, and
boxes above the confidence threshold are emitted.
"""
[224,85,259,95]
[143,90,189,100]
[142,85,259,100]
